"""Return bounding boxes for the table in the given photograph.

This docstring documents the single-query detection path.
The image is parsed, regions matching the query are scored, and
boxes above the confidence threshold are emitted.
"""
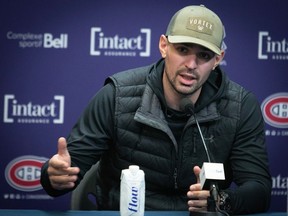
[1,210,187,216]
[0,210,286,216]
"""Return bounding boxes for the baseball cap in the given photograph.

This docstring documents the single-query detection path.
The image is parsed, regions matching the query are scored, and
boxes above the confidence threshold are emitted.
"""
[166,5,224,55]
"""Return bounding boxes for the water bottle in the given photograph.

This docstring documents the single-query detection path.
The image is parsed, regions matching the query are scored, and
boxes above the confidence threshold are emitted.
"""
[120,165,145,216]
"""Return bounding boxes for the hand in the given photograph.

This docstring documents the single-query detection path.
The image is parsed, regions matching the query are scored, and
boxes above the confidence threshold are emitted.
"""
[47,137,80,190]
[187,166,210,212]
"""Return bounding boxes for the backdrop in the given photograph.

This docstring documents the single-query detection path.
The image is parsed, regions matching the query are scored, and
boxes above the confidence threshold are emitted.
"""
[0,0,287,212]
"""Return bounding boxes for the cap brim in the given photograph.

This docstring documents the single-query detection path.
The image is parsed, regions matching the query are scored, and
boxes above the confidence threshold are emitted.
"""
[167,35,221,55]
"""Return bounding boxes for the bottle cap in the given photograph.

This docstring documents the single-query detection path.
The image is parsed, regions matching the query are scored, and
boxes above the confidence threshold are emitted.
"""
[129,165,139,175]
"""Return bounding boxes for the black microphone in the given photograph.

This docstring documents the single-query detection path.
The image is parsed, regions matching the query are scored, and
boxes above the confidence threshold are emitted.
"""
[180,98,211,163]
[180,98,225,213]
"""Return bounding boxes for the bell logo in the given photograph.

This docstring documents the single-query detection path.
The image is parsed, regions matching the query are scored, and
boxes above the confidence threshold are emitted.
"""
[43,33,68,48]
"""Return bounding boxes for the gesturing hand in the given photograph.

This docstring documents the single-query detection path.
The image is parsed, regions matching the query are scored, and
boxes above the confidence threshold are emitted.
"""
[187,166,210,212]
[47,137,80,190]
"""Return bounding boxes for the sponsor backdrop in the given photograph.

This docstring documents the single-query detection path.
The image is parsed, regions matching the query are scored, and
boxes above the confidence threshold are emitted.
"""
[0,0,287,212]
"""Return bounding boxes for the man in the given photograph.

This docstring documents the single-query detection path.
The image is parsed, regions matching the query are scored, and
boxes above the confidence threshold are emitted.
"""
[41,5,271,214]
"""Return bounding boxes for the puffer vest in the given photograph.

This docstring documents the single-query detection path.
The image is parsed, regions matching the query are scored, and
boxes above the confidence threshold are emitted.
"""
[95,64,245,210]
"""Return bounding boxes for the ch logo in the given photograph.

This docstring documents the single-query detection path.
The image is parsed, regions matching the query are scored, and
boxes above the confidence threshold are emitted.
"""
[5,156,48,191]
[261,92,288,128]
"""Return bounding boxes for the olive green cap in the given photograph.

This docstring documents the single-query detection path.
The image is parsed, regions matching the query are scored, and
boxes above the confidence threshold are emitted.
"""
[166,5,224,55]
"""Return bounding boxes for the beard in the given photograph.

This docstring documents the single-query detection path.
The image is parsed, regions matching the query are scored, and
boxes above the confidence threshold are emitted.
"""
[165,68,203,96]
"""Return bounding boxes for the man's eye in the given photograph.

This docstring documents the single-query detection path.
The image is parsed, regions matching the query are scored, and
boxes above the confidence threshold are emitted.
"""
[177,46,189,54]
[197,52,213,60]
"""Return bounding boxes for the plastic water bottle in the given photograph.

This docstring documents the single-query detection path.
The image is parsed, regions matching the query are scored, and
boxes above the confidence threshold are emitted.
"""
[120,165,145,216]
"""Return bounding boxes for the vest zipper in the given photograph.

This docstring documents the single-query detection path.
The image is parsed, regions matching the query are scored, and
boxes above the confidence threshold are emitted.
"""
[173,167,178,189]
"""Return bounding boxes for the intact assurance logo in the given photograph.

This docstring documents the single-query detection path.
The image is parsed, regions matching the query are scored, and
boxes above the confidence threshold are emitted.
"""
[5,155,48,192]
[90,27,151,57]
[6,31,68,49]
[271,174,287,197]
[258,31,288,60]
[261,92,288,136]
[3,95,65,124]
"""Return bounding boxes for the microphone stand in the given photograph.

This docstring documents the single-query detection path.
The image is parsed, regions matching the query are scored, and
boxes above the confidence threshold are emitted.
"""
[179,99,229,216]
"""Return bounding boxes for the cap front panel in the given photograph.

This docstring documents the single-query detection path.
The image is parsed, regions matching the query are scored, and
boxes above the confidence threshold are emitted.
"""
[165,5,224,55]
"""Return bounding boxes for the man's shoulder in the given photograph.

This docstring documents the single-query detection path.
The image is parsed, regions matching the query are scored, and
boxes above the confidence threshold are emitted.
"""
[113,64,152,79]
[105,64,154,86]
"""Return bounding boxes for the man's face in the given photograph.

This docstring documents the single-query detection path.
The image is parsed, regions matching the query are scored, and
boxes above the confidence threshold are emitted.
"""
[159,35,223,100]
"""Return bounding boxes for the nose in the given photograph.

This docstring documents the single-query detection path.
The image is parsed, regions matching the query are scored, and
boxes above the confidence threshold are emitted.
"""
[185,54,198,70]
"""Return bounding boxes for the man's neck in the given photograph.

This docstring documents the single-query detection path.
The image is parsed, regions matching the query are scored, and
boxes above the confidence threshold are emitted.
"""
[163,71,202,111]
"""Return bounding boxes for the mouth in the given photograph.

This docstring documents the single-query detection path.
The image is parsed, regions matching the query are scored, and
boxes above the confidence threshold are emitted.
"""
[179,73,197,86]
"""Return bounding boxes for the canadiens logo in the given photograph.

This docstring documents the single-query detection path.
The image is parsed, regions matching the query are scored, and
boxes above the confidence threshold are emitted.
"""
[261,92,288,128]
[5,155,48,192]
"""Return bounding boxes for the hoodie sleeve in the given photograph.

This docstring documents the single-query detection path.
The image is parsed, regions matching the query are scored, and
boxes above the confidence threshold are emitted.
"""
[223,91,272,214]
[40,83,115,197]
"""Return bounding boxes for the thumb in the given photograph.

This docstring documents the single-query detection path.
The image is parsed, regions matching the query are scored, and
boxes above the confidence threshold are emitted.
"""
[193,166,201,183]
[57,137,71,165]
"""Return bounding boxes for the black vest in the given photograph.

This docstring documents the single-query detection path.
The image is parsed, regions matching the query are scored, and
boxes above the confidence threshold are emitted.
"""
[95,64,245,210]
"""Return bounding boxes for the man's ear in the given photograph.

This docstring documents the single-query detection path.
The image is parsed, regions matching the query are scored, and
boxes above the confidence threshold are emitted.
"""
[159,35,168,58]
[215,50,225,67]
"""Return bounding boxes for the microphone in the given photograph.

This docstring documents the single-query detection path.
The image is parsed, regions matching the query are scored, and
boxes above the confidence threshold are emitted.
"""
[180,98,211,164]
[180,98,225,212]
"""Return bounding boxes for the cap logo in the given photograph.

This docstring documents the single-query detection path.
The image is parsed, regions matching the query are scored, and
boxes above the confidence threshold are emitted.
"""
[186,17,213,35]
